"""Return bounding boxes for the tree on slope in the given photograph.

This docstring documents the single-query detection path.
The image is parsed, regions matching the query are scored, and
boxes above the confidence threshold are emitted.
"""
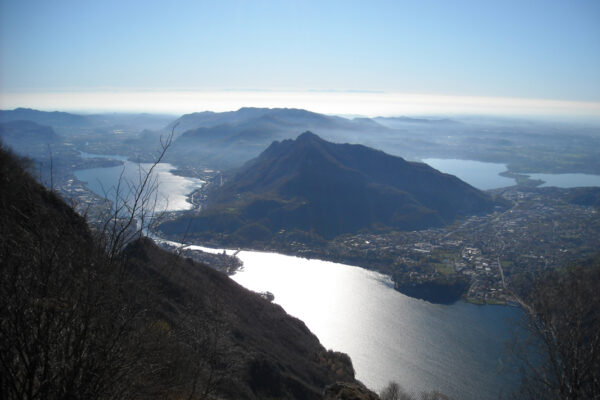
[512,257,600,400]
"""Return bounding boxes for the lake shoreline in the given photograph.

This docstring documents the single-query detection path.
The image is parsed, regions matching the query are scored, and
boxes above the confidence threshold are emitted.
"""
[229,247,524,399]
[68,153,536,399]
[157,231,515,306]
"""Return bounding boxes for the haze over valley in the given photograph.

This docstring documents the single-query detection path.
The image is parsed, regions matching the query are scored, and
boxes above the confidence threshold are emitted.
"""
[2,103,599,398]
[2,1,600,399]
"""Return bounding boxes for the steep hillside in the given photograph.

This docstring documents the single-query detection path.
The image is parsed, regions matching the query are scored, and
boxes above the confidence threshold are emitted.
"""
[0,144,369,399]
[160,132,501,242]
[124,239,357,399]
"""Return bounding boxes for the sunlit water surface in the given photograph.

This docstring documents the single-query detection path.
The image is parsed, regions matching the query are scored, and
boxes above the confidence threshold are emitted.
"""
[75,156,523,399]
[74,155,203,211]
[230,250,522,400]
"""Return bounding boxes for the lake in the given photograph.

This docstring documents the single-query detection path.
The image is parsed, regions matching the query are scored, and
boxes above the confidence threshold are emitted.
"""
[424,158,600,189]
[423,158,514,190]
[525,172,600,188]
[230,250,522,400]
[79,150,129,162]
[76,156,523,399]
[74,154,204,212]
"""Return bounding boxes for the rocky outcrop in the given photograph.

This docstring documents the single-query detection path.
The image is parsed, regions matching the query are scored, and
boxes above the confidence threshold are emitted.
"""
[324,382,380,400]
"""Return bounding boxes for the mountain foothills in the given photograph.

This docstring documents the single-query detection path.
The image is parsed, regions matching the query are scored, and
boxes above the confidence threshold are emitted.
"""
[0,120,60,158]
[160,132,504,241]
[0,120,60,143]
[1,107,600,398]
[0,107,90,128]
[0,107,174,131]
[2,107,600,175]
[1,107,599,303]
[161,107,600,175]
[0,145,377,399]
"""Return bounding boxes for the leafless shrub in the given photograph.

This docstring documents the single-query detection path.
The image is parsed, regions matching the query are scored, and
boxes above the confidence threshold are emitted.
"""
[509,262,600,400]
[96,125,177,261]
[380,381,452,400]
[0,131,232,399]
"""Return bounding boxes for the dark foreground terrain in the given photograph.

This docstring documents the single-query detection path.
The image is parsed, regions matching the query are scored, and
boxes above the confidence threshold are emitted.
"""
[0,144,376,399]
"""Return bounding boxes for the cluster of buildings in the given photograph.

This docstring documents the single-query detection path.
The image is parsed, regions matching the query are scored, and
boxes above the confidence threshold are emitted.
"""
[270,186,599,304]
[60,163,599,304]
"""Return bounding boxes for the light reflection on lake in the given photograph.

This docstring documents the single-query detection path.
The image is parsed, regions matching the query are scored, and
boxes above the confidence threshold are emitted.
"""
[74,159,203,212]
[75,154,524,399]
[231,250,522,400]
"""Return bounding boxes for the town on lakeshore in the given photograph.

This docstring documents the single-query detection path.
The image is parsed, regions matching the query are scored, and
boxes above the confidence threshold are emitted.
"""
[4,1,600,398]
[58,158,599,305]
[3,108,598,306]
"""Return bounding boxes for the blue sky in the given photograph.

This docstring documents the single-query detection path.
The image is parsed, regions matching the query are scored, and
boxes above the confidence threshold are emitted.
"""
[1,0,599,116]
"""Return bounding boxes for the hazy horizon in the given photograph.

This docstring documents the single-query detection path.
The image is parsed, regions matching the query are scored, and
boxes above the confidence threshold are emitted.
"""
[3,90,600,123]
[2,1,599,121]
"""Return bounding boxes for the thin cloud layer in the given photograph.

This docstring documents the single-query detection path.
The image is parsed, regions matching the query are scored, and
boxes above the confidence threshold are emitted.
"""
[2,90,600,120]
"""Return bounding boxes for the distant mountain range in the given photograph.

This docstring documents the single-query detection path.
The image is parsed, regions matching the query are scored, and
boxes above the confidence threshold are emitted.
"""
[0,107,472,171]
[0,108,175,132]
[7,106,595,178]
[0,108,91,127]
[373,116,459,128]
[168,107,388,135]
[165,107,394,168]
[160,132,501,242]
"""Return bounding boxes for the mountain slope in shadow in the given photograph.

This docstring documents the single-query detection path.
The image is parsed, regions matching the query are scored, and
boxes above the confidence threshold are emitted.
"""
[0,144,372,399]
[161,132,501,242]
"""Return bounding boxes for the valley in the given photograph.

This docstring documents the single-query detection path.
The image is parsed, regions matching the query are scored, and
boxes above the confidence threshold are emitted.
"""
[2,106,599,399]
[4,2,600,398]
[161,181,599,304]
[5,107,598,306]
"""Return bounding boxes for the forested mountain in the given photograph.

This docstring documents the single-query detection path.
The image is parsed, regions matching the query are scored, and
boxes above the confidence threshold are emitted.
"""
[0,144,372,399]
[160,132,501,242]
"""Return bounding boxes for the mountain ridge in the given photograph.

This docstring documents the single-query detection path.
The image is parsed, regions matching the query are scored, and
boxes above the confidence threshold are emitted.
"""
[167,107,366,134]
[160,132,501,241]
[0,107,91,127]
[0,120,61,142]
[0,143,372,399]
[161,108,392,168]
